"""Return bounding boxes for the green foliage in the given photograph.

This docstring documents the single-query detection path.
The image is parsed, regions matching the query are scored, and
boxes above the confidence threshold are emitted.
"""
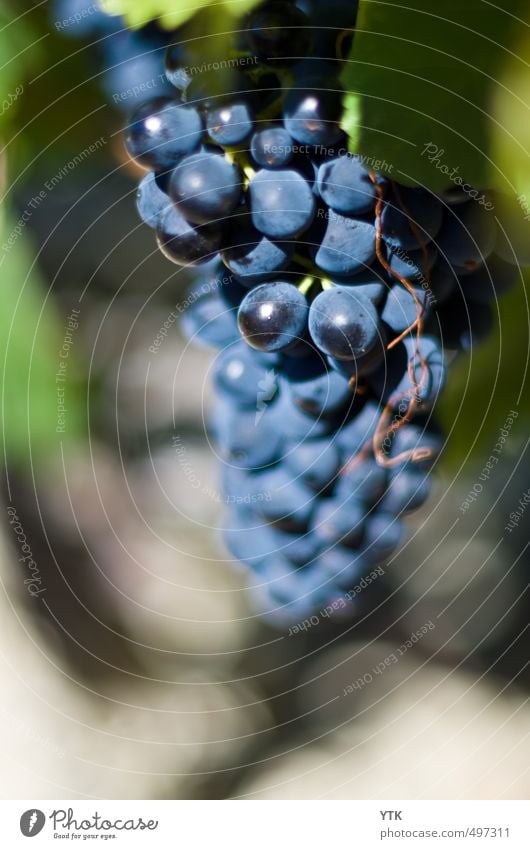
[492,13,530,200]
[0,219,86,467]
[488,10,530,263]
[341,0,524,191]
[100,0,261,29]
[0,2,42,132]
[438,268,530,469]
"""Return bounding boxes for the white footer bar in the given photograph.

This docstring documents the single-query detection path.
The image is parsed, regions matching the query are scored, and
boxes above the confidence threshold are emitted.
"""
[1,800,529,848]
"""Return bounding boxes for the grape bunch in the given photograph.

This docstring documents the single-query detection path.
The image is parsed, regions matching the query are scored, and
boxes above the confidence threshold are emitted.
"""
[122,0,518,624]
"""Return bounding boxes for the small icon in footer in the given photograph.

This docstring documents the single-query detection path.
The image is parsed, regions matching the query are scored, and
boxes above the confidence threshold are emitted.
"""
[20,810,45,837]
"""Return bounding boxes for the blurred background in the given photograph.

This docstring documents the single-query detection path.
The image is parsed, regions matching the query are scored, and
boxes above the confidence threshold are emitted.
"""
[0,0,528,800]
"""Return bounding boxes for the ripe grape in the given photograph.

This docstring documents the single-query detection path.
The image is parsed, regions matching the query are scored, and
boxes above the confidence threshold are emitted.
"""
[169,151,242,224]
[206,103,254,147]
[125,98,203,170]
[317,156,376,215]
[308,287,380,360]
[250,127,294,168]
[156,206,221,265]
[249,168,316,238]
[237,282,309,351]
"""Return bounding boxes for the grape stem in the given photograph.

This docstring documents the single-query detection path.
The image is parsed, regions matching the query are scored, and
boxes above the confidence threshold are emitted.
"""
[297,275,315,295]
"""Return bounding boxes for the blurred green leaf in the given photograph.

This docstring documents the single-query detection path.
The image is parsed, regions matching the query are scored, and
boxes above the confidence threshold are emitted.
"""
[488,14,530,263]
[100,0,260,29]
[0,2,42,132]
[438,268,530,470]
[341,0,523,190]
[0,216,86,467]
[492,20,530,199]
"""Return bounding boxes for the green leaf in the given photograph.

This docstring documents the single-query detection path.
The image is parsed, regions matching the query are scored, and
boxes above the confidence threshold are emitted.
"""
[0,215,86,468]
[438,268,530,470]
[488,13,530,263]
[341,0,524,190]
[492,16,530,199]
[100,0,261,29]
[0,2,42,133]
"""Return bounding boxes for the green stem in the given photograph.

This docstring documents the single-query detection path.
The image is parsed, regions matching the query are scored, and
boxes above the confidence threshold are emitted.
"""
[297,275,315,295]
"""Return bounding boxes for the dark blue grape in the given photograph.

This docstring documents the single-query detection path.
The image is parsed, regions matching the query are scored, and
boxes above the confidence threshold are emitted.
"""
[221,218,294,284]
[403,335,445,404]
[258,557,328,610]
[124,97,203,170]
[363,512,405,562]
[311,497,365,547]
[156,206,221,265]
[381,186,444,250]
[222,515,272,569]
[388,422,443,469]
[382,468,432,515]
[335,400,381,460]
[308,287,380,360]
[185,69,257,113]
[237,281,309,351]
[54,0,119,36]
[317,156,376,215]
[136,171,171,229]
[245,1,312,65]
[369,334,445,409]
[181,278,239,349]
[312,212,377,277]
[381,283,431,333]
[169,151,242,224]
[338,279,387,305]
[285,437,342,490]
[213,342,279,407]
[283,84,343,147]
[387,243,438,282]
[269,391,336,439]
[283,363,353,418]
[264,525,322,566]
[428,258,457,304]
[254,467,315,529]
[460,254,518,303]
[250,126,294,168]
[249,168,316,239]
[437,201,497,270]
[319,547,368,588]
[207,102,254,146]
[212,402,283,470]
[102,32,173,111]
[335,458,387,507]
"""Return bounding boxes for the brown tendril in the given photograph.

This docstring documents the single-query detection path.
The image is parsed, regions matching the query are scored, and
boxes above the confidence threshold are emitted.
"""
[339,173,437,472]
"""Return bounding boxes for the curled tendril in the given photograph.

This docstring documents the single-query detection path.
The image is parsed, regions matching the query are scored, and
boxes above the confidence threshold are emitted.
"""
[341,173,436,474]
